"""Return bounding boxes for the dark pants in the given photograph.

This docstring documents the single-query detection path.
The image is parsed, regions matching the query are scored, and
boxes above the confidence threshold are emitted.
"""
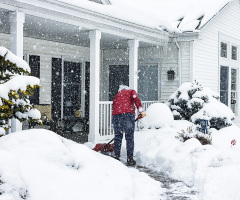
[112,113,135,157]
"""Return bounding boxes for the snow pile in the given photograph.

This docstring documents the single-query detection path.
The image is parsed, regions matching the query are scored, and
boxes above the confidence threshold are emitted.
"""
[56,0,232,32]
[191,98,235,124]
[129,121,240,200]
[139,103,174,129]
[0,151,28,200]
[0,75,40,100]
[0,130,164,200]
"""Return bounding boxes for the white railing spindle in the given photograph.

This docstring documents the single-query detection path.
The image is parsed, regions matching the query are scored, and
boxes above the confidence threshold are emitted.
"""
[99,101,158,140]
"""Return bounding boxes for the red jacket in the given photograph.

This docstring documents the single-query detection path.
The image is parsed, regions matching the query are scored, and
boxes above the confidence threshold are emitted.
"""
[112,89,143,116]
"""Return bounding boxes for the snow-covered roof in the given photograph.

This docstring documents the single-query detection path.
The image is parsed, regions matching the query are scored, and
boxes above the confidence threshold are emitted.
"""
[56,0,233,33]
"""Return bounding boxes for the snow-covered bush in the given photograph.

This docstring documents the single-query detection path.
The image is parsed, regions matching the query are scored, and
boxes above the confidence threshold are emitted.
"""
[168,81,234,129]
[139,103,174,129]
[176,125,212,145]
[0,47,42,133]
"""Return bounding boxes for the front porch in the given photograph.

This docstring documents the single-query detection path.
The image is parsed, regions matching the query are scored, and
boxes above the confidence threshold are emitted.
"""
[0,0,172,142]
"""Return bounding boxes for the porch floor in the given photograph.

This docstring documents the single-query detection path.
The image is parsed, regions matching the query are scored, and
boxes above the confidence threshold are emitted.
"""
[23,121,89,144]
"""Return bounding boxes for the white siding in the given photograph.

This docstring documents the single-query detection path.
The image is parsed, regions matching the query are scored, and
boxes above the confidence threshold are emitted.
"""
[192,0,240,92]
[0,33,90,104]
[102,44,190,102]
[161,41,191,101]
[101,47,163,101]
[180,42,191,83]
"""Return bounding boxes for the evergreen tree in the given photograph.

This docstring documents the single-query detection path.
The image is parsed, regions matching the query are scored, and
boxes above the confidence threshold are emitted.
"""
[0,47,42,135]
[168,81,234,130]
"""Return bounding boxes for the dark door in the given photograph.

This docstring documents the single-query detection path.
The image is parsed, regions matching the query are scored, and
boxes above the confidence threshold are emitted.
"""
[51,58,62,120]
[138,65,158,101]
[220,66,229,106]
[85,62,90,121]
[29,55,40,105]
[109,65,129,101]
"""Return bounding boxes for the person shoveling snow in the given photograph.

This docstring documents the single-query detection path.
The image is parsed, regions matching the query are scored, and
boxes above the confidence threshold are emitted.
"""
[112,85,146,166]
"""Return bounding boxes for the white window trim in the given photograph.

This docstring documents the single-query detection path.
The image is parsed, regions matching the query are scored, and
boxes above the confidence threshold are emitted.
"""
[219,33,240,116]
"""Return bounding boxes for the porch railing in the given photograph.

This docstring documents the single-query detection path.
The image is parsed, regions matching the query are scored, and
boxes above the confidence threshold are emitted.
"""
[99,101,159,140]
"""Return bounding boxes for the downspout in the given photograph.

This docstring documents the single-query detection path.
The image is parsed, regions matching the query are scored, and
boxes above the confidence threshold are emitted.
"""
[174,37,181,86]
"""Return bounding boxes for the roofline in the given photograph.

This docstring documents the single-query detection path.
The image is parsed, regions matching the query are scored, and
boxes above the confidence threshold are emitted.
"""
[0,0,169,45]
[170,32,201,42]
[200,0,234,31]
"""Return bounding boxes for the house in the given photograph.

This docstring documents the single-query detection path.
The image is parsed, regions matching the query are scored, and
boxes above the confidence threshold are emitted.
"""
[0,0,239,142]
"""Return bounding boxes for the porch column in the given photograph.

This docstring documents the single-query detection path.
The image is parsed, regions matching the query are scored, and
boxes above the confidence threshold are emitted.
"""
[9,11,25,133]
[128,39,139,91]
[88,30,101,142]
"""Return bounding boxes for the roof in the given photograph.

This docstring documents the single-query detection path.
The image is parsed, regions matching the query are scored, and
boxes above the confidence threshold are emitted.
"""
[56,0,233,33]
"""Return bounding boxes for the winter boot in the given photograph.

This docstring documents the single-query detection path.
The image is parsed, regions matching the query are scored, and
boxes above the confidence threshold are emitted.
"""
[127,157,136,166]
[114,155,120,161]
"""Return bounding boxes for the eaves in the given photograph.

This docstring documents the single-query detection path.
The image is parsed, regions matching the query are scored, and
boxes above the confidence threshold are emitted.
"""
[0,0,169,46]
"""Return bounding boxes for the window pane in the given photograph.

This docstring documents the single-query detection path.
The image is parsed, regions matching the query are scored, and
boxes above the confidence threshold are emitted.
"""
[231,69,237,90]
[232,46,237,60]
[221,42,227,58]
[220,66,229,106]
[138,65,158,101]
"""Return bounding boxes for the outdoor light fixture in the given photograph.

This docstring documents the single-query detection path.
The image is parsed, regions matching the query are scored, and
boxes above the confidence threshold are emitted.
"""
[167,69,175,80]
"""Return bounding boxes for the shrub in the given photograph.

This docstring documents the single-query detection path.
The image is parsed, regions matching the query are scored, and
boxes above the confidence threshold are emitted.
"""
[168,81,234,129]
[176,125,212,145]
[0,47,42,133]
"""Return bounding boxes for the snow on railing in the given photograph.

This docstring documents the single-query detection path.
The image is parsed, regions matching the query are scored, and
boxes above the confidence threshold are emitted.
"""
[99,101,158,139]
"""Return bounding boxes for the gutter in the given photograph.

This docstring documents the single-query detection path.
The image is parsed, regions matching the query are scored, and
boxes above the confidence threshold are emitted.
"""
[174,37,182,86]
[0,0,169,45]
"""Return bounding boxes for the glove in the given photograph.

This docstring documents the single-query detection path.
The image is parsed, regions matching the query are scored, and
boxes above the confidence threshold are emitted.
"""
[141,112,146,118]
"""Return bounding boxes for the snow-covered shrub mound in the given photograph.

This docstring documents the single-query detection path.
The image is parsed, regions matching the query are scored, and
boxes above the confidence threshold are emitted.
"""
[0,129,163,200]
[0,150,28,200]
[191,98,234,130]
[139,103,174,129]
[176,125,212,145]
[168,81,234,129]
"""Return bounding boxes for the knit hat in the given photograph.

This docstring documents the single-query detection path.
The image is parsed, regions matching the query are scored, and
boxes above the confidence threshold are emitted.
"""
[118,85,129,92]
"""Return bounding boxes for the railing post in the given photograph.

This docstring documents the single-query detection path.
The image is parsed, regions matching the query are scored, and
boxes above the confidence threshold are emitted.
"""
[9,11,25,133]
[88,30,101,142]
[128,39,139,91]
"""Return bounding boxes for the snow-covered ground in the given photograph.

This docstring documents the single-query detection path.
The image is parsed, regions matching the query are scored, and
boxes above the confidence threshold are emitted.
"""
[1,118,240,200]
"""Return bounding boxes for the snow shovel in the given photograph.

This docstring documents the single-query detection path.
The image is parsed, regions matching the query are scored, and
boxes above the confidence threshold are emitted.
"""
[92,114,143,153]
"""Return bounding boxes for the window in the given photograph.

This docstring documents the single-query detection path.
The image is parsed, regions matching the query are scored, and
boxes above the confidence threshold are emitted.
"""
[220,66,229,106]
[221,42,228,58]
[29,55,40,105]
[232,46,238,60]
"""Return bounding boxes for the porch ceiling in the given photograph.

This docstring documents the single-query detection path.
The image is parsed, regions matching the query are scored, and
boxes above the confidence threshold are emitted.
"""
[0,8,157,49]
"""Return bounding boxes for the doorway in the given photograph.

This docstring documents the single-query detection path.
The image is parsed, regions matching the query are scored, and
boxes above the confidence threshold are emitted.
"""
[109,65,129,101]
[52,58,89,120]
